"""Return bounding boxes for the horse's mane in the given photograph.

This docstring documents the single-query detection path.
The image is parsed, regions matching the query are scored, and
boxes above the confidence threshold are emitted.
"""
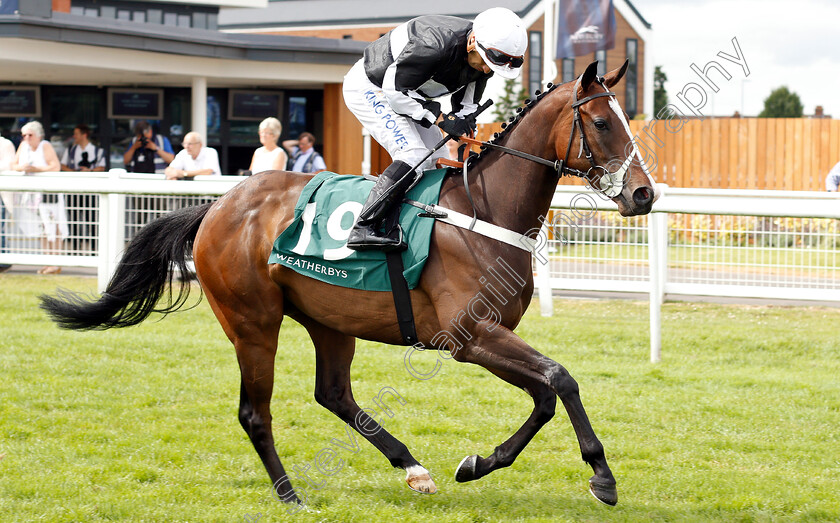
[467,80,565,168]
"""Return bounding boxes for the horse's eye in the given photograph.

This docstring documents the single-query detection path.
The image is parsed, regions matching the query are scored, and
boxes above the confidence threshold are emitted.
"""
[594,119,608,130]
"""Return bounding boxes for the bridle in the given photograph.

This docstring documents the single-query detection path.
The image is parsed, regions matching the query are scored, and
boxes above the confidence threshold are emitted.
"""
[467,74,628,198]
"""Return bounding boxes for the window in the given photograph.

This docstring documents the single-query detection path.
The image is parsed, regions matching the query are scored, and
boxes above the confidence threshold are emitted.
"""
[70,6,98,16]
[47,88,101,144]
[562,58,575,84]
[625,39,638,117]
[594,50,607,76]
[528,31,542,97]
[193,12,208,30]
[69,0,218,29]
[288,96,307,138]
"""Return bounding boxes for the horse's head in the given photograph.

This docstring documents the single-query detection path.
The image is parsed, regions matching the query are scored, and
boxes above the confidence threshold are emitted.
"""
[556,60,658,216]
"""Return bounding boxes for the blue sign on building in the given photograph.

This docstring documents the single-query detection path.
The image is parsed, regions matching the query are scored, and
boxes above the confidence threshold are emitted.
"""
[0,0,19,15]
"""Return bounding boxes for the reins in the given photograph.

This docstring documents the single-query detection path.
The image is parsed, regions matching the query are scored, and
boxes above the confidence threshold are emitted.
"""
[458,75,624,198]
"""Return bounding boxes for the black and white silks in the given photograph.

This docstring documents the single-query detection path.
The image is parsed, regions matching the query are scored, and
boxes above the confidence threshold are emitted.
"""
[362,15,491,128]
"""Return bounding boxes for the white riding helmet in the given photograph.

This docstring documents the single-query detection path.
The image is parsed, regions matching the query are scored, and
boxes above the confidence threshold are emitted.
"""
[472,7,528,80]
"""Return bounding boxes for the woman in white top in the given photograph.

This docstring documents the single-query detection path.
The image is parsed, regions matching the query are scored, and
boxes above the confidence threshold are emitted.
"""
[248,117,288,175]
[11,121,64,274]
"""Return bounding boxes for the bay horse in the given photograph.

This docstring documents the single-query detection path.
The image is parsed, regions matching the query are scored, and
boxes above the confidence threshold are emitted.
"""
[40,61,655,508]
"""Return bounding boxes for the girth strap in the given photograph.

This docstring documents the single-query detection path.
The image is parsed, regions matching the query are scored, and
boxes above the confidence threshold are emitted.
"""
[385,250,419,346]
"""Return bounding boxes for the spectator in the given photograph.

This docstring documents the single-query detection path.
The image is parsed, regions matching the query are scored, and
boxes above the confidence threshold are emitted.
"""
[0,130,15,273]
[123,121,174,229]
[0,131,15,169]
[164,132,221,180]
[61,124,105,253]
[248,117,288,175]
[164,132,221,212]
[11,121,64,275]
[123,120,174,174]
[283,132,327,173]
[61,124,106,173]
[825,161,840,191]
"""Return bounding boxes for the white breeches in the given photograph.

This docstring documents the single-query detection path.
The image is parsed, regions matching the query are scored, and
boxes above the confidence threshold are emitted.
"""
[343,60,447,172]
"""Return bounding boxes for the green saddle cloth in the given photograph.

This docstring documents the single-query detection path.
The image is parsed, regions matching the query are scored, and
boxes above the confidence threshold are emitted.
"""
[268,169,448,291]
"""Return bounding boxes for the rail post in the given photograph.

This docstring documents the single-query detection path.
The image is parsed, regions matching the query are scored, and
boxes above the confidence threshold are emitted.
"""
[648,210,667,363]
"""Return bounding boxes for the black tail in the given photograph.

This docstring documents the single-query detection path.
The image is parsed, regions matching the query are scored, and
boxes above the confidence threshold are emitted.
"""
[39,202,213,330]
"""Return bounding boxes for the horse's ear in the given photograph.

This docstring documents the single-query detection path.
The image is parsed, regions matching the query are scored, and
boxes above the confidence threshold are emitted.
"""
[603,59,630,88]
[580,61,599,92]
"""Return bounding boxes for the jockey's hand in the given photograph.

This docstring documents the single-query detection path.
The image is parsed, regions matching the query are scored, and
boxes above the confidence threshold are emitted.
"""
[437,113,472,137]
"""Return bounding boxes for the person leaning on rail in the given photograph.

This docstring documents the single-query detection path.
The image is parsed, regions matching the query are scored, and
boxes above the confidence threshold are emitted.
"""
[10,121,64,275]
[246,117,288,176]
[164,131,221,180]
[61,124,106,253]
[164,131,221,213]
[341,7,527,251]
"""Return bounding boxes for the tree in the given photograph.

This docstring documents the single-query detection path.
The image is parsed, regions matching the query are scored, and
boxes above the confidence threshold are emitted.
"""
[758,86,803,118]
[492,78,529,121]
[653,65,668,118]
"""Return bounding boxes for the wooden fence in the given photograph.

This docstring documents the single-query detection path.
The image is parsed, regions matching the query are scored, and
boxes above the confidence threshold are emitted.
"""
[477,118,840,191]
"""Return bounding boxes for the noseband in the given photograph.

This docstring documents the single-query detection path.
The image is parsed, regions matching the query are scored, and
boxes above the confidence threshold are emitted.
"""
[472,75,627,198]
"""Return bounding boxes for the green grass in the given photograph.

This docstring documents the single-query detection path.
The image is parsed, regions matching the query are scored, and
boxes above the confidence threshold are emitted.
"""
[1,274,839,522]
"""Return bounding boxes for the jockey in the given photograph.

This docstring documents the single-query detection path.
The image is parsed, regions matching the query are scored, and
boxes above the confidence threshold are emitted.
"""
[343,7,528,251]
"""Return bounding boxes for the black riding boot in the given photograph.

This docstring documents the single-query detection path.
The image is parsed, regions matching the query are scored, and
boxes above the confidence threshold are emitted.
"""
[347,160,415,251]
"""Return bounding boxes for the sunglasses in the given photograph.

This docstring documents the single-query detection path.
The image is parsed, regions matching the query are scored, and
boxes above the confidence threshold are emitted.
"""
[477,42,524,69]
[21,133,34,137]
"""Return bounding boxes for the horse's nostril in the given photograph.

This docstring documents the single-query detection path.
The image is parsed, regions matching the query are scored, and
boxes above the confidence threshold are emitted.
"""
[633,186,652,206]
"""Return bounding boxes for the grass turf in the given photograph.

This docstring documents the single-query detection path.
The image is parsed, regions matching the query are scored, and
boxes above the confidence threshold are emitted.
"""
[1,274,838,522]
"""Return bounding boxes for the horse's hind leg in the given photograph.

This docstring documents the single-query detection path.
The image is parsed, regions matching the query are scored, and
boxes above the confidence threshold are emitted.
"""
[236,365,299,505]
[201,282,300,505]
[296,316,436,494]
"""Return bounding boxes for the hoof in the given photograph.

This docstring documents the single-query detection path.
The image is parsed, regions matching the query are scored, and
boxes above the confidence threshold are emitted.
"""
[406,466,437,494]
[455,455,478,483]
[589,476,618,506]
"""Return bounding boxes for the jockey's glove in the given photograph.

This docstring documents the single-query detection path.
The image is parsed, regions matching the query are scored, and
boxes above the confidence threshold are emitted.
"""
[438,113,473,137]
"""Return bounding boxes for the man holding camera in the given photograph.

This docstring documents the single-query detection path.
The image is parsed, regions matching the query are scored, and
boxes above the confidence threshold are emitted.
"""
[61,124,106,253]
[123,120,174,174]
[61,124,106,173]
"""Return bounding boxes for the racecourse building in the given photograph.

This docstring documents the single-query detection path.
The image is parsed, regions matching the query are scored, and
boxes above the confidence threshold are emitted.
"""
[0,0,366,174]
[221,0,652,120]
[1,0,650,175]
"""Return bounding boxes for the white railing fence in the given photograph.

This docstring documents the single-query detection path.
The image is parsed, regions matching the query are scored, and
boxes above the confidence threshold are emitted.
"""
[3,172,840,362]
[535,186,840,361]
[0,170,240,290]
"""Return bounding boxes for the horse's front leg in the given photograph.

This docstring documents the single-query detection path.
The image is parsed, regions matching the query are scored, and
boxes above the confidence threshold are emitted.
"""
[453,327,617,506]
[455,367,556,479]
